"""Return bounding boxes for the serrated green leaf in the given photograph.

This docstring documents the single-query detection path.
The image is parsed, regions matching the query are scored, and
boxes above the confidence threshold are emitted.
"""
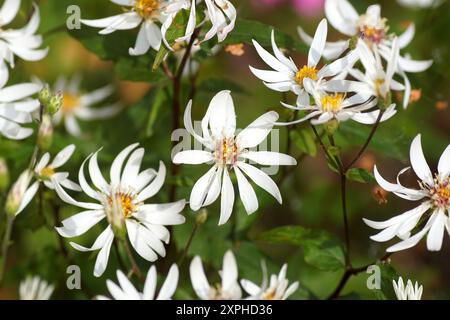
[346,168,375,183]
[290,129,317,157]
[258,226,345,272]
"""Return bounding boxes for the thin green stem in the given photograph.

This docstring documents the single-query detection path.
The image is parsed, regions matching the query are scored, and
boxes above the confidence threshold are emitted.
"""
[121,238,144,282]
[0,214,14,285]
[178,223,199,265]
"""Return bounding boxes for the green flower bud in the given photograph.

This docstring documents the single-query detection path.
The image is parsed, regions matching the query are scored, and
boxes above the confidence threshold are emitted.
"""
[0,158,9,192]
[196,209,208,225]
[38,85,51,107]
[46,91,63,115]
[37,115,53,150]
[324,119,339,135]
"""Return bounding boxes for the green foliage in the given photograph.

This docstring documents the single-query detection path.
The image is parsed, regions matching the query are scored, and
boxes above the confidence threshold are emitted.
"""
[290,129,317,157]
[372,263,399,300]
[346,168,375,183]
[258,226,345,272]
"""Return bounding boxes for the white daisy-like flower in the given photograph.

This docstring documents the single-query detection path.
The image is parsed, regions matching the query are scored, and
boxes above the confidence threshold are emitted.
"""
[55,143,186,277]
[348,38,404,105]
[33,144,81,192]
[241,263,299,300]
[393,277,423,300]
[6,145,80,216]
[190,250,241,300]
[0,81,41,140]
[397,0,442,9]
[284,77,396,126]
[97,264,178,300]
[250,20,359,107]
[0,1,48,85]
[173,90,297,225]
[81,0,196,55]
[201,0,236,44]
[51,75,122,137]
[299,0,432,109]
[364,134,450,252]
[19,276,54,300]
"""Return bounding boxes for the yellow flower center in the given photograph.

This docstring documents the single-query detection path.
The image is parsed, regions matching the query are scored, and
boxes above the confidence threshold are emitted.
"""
[429,177,450,209]
[262,289,276,300]
[109,192,136,219]
[39,167,55,179]
[214,138,239,167]
[295,66,317,87]
[62,94,80,113]
[135,0,160,19]
[374,78,385,96]
[359,25,386,44]
[320,93,344,113]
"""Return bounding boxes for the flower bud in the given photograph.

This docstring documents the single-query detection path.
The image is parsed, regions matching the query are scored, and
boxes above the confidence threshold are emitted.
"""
[196,209,208,225]
[349,36,358,50]
[5,170,32,216]
[0,158,9,192]
[38,85,51,107]
[324,119,339,135]
[37,115,53,150]
[46,91,63,115]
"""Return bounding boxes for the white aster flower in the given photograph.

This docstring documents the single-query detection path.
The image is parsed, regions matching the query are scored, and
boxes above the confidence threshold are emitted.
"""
[250,20,359,107]
[201,0,236,43]
[301,0,432,108]
[173,90,296,225]
[55,143,186,277]
[190,250,241,300]
[81,0,196,55]
[364,134,450,252]
[97,264,178,300]
[349,37,403,106]
[19,276,54,300]
[0,1,48,85]
[284,77,396,126]
[6,145,80,216]
[51,75,122,137]
[33,144,81,192]
[241,263,299,300]
[397,0,442,9]
[393,277,423,300]
[0,81,41,140]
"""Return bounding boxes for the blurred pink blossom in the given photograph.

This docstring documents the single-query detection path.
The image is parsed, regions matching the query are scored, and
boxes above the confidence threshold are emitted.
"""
[252,0,324,18]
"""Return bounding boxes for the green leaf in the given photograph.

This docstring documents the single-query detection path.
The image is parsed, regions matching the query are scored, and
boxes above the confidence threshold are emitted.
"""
[372,263,399,300]
[290,129,317,157]
[346,168,375,183]
[68,28,164,83]
[153,9,190,71]
[144,87,167,138]
[258,226,345,272]
[223,19,308,53]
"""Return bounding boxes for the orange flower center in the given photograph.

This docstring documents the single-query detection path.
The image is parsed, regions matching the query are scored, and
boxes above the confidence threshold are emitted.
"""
[320,93,344,113]
[214,138,239,167]
[62,94,80,113]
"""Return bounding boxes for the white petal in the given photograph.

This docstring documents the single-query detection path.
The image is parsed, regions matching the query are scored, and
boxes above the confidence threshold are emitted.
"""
[308,19,327,68]
[89,151,109,191]
[426,210,446,251]
[410,134,433,186]
[125,220,158,261]
[221,250,238,292]
[237,111,278,149]
[189,166,219,211]
[110,143,140,187]
[438,145,450,178]
[189,256,211,300]
[156,264,179,300]
[324,0,359,36]
[208,90,236,138]
[237,162,282,204]
[93,231,114,277]
[51,145,75,168]
[240,151,297,166]
[234,166,258,215]
[56,210,105,238]
[121,147,145,188]
[142,266,157,300]
[219,169,234,225]
[15,181,39,216]
[172,150,213,164]
[135,161,166,202]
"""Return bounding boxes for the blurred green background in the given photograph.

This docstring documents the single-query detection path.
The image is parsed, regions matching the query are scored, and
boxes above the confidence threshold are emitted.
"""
[0,0,449,300]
